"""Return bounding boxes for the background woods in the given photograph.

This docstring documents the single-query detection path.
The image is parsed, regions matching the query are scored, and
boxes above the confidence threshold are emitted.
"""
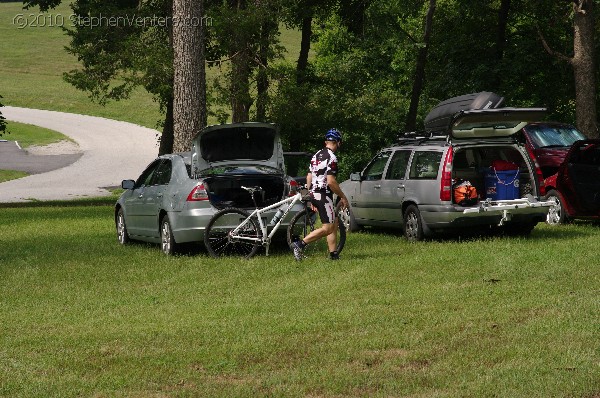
[12,0,599,177]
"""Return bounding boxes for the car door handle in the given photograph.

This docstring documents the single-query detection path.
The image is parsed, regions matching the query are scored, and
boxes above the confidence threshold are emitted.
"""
[397,185,405,189]
[157,193,163,198]
[138,194,144,198]
[374,185,381,189]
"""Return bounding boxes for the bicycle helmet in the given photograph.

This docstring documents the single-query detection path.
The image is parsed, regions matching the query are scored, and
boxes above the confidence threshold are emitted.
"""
[325,128,343,142]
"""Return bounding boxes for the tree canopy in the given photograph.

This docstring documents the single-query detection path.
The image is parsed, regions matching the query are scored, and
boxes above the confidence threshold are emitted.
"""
[23,0,599,173]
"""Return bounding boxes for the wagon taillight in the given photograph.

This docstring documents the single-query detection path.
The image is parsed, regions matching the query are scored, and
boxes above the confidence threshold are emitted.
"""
[440,147,454,201]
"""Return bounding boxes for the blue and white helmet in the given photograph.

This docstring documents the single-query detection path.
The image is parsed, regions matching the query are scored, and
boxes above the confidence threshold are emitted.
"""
[325,128,343,142]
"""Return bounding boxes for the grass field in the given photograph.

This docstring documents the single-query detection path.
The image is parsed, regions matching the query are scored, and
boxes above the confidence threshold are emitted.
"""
[1,203,599,397]
[2,120,72,148]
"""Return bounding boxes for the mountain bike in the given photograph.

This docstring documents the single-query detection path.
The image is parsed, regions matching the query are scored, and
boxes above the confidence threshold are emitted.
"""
[204,186,346,259]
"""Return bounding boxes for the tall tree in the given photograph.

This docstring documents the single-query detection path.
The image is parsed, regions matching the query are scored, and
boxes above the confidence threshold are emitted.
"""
[405,0,436,132]
[538,0,597,138]
[172,0,207,152]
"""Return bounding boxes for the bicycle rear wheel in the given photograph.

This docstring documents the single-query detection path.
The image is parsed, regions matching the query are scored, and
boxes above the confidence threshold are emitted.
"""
[287,208,346,257]
[204,208,262,259]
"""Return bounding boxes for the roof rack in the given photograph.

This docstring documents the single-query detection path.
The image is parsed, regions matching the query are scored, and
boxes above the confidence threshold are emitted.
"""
[395,131,449,145]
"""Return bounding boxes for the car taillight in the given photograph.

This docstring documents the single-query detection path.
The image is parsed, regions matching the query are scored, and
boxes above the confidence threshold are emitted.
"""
[526,146,546,196]
[187,183,209,201]
[440,146,453,201]
[288,179,300,197]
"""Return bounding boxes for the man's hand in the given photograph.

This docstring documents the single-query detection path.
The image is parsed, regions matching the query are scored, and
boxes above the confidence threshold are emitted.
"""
[339,196,349,210]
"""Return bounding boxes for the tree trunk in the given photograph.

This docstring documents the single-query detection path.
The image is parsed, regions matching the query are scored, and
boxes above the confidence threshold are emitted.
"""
[405,0,436,132]
[256,18,276,122]
[296,15,312,85]
[230,50,252,122]
[172,0,206,153]
[158,97,174,155]
[492,0,511,90]
[572,0,597,138]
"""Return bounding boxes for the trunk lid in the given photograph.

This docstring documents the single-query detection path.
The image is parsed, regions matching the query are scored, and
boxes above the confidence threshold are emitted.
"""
[191,122,285,176]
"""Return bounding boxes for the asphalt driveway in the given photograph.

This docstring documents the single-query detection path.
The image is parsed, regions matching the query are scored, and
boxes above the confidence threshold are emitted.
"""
[0,106,159,203]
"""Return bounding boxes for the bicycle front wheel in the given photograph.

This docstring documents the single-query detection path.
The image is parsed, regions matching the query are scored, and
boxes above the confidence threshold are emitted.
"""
[204,208,262,259]
[287,208,346,257]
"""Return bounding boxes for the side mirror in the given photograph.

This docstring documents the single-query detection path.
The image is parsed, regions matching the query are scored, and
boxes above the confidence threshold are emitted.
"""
[121,180,135,190]
[350,172,362,182]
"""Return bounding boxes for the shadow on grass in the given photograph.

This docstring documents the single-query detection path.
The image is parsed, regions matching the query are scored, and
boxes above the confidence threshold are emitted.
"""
[0,196,118,208]
[349,222,593,243]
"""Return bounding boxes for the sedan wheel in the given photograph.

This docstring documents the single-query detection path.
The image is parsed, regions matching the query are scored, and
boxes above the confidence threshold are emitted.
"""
[161,216,178,255]
[116,208,130,244]
[404,205,424,242]
[544,189,567,225]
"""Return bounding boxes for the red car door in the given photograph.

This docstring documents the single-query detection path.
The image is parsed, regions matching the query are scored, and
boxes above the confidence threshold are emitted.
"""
[556,139,600,218]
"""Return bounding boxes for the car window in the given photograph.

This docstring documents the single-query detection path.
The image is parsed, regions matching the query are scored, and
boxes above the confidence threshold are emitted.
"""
[151,160,172,186]
[135,160,162,188]
[385,150,411,180]
[526,125,586,148]
[362,152,392,181]
[409,151,442,179]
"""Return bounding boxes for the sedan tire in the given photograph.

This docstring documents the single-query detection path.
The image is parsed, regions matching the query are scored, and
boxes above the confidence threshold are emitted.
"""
[161,215,179,255]
[116,208,130,245]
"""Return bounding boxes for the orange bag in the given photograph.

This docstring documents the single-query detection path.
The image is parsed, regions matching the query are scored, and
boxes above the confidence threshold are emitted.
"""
[453,180,478,206]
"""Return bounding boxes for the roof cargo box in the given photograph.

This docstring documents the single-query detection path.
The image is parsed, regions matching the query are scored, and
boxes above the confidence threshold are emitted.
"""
[425,92,505,133]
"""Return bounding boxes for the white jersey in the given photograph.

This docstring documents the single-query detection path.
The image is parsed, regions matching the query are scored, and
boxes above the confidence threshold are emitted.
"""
[309,147,338,196]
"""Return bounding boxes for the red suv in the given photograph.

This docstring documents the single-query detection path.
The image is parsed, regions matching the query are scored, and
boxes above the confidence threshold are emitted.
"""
[517,122,586,179]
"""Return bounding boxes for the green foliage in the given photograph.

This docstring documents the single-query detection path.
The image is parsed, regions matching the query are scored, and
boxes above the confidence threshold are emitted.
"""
[63,0,173,111]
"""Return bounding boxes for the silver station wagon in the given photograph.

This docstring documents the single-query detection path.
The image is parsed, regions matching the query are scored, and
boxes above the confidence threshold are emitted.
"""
[115,122,301,254]
[339,107,555,241]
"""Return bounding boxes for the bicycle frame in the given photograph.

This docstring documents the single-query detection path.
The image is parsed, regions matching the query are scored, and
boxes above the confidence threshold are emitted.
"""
[229,190,304,255]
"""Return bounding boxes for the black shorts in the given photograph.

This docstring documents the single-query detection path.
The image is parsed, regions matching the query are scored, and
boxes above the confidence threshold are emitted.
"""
[310,191,336,224]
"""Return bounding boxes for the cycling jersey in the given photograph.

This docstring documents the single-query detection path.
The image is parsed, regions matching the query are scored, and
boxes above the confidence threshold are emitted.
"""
[309,147,338,196]
[309,147,338,224]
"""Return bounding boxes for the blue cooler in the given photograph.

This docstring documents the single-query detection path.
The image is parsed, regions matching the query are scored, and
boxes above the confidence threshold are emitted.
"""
[484,168,520,200]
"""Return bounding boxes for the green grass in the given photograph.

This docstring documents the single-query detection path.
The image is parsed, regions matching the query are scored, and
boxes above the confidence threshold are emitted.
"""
[1,205,599,397]
[0,169,29,183]
[2,121,72,148]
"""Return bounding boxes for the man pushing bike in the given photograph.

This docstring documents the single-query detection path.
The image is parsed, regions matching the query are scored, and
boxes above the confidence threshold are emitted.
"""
[292,128,349,261]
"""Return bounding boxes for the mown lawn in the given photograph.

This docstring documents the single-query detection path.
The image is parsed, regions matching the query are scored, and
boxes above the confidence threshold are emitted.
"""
[1,204,598,397]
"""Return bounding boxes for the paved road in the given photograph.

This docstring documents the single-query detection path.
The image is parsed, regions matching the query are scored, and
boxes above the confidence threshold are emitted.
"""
[0,139,83,174]
[0,106,159,203]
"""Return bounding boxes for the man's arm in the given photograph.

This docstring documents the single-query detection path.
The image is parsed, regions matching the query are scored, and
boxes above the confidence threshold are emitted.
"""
[327,174,349,209]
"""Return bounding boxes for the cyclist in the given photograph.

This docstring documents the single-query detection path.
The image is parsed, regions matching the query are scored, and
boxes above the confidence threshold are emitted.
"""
[292,128,349,261]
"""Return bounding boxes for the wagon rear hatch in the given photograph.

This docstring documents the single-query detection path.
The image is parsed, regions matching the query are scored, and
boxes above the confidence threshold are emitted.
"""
[555,139,600,216]
[450,108,547,140]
